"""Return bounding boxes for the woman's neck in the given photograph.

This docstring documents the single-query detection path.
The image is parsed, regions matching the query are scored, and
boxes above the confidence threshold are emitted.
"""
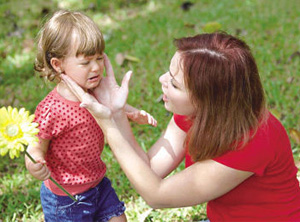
[56,82,81,102]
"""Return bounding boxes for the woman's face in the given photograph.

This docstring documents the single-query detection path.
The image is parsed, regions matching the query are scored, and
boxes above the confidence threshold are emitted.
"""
[159,52,196,116]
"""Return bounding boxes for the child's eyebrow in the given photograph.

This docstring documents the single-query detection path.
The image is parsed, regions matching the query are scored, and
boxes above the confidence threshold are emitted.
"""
[84,54,104,59]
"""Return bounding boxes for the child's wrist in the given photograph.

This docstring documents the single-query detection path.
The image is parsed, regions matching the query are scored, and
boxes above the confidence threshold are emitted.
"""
[112,109,126,119]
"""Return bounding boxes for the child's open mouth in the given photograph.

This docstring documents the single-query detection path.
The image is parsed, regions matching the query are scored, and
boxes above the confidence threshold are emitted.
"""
[88,76,100,82]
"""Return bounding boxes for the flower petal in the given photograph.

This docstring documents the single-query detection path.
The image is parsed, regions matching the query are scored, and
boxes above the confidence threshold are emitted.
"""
[0,106,39,159]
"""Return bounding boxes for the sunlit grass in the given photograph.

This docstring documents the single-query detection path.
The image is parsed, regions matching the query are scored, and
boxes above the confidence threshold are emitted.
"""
[0,0,299,221]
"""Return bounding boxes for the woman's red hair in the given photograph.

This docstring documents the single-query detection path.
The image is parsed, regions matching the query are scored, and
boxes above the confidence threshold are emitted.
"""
[174,32,267,161]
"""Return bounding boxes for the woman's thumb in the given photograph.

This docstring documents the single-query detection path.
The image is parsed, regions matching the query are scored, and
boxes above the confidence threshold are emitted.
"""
[121,71,132,89]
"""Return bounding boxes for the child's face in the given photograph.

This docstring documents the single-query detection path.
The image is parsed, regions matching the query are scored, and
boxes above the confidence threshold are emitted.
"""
[61,52,104,91]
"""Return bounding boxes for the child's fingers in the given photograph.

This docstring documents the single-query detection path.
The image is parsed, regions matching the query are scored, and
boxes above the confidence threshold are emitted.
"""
[141,110,157,127]
[149,115,157,127]
[126,112,139,122]
[140,110,147,116]
[30,162,44,171]
[38,165,51,180]
[42,168,51,180]
[36,158,46,164]
[126,110,157,126]
[126,112,134,119]
[30,162,51,180]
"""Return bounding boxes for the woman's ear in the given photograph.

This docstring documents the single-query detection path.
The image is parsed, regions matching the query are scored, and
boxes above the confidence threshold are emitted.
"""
[50,58,63,73]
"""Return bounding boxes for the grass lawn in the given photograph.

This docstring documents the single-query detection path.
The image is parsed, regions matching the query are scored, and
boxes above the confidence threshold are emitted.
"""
[0,0,299,221]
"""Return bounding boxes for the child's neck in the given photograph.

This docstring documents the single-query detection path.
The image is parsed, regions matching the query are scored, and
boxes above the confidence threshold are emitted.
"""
[56,82,81,102]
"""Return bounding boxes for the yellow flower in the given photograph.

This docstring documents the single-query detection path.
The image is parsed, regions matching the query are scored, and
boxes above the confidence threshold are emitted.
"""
[0,106,39,159]
[0,106,76,201]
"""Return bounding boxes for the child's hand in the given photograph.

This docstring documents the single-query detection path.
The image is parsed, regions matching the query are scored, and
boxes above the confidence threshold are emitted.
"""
[126,110,157,127]
[26,158,51,181]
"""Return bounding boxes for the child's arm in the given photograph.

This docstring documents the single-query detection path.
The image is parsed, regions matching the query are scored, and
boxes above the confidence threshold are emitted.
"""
[125,104,157,127]
[25,138,51,181]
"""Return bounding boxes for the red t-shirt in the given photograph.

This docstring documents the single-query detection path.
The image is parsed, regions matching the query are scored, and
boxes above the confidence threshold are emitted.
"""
[34,88,106,195]
[174,113,300,221]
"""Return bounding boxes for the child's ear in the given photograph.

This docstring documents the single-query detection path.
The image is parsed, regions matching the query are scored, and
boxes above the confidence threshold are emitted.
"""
[50,58,63,73]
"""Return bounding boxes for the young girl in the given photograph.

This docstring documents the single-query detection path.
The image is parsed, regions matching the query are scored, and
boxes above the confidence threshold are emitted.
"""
[63,32,300,221]
[25,10,155,222]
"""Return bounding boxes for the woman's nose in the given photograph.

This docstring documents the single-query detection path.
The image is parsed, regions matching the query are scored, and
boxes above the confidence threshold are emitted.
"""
[159,72,168,87]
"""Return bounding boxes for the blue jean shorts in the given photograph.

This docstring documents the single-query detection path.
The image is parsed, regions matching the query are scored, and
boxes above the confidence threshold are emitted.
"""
[40,177,125,222]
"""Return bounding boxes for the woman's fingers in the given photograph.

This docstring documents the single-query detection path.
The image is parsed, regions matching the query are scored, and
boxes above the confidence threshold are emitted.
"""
[121,71,132,91]
[61,75,85,101]
[104,54,116,80]
[80,99,112,120]
[62,75,97,104]
[62,74,112,119]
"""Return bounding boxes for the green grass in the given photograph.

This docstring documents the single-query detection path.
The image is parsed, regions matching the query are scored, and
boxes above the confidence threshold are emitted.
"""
[0,0,300,221]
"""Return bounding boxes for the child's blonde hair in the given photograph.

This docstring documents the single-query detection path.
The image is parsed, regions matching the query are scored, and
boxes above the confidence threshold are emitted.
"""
[34,10,105,82]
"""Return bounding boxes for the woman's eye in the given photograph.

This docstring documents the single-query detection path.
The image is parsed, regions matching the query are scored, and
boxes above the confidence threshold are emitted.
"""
[97,57,104,61]
[170,79,178,89]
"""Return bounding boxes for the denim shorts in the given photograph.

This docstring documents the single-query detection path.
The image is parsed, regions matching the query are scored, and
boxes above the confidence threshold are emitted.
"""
[40,177,125,222]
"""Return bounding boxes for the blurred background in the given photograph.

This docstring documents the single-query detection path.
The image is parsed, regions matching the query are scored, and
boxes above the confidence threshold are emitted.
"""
[0,0,299,221]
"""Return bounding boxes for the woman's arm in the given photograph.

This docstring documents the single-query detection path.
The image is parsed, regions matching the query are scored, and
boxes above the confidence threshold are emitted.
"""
[113,110,186,178]
[63,55,184,177]
[101,54,184,176]
[63,75,253,207]
[102,116,253,208]
[62,58,253,207]
[143,116,187,178]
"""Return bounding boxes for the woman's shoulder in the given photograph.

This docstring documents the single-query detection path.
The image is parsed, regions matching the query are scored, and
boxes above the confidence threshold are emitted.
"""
[256,111,288,142]
[173,114,192,132]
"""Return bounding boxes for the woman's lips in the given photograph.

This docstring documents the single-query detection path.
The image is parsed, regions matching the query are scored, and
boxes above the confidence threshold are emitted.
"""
[162,94,168,102]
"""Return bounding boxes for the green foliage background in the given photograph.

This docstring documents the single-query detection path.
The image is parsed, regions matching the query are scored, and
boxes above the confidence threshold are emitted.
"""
[0,0,299,221]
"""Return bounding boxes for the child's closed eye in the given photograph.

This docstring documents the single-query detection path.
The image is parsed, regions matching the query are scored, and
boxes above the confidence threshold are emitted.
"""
[81,61,90,65]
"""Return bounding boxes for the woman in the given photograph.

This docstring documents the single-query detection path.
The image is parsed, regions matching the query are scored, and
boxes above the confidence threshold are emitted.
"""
[63,32,300,221]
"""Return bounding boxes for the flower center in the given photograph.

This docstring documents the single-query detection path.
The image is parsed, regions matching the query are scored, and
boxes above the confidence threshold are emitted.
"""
[5,124,19,137]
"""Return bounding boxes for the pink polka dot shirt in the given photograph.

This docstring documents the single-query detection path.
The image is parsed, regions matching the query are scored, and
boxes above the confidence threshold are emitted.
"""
[34,88,106,195]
